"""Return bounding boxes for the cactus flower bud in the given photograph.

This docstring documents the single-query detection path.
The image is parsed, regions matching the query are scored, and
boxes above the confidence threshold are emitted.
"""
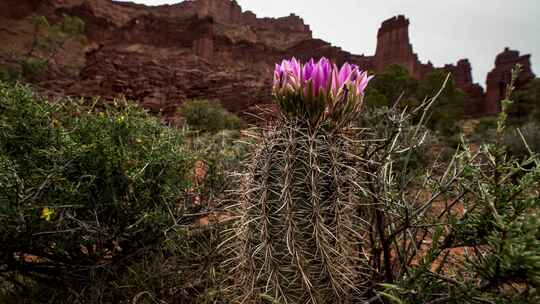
[273,57,373,127]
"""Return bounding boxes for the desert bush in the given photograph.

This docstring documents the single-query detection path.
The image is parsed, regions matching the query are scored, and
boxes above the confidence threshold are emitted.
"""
[0,64,22,83]
[473,117,498,135]
[179,99,243,133]
[27,14,86,57]
[359,65,540,304]
[364,65,466,146]
[359,105,433,174]
[365,64,418,108]
[185,129,249,209]
[0,57,48,85]
[59,14,86,36]
[472,111,539,161]
[507,78,540,125]
[417,70,466,139]
[0,81,226,302]
[60,224,229,304]
[21,57,48,80]
[503,122,540,160]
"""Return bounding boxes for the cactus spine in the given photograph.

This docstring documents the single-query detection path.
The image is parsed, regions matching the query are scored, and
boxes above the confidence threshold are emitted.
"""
[228,119,365,304]
[226,57,371,303]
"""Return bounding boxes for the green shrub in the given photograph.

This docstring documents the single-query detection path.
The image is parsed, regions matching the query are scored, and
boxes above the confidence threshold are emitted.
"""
[185,130,249,208]
[21,58,48,80]
[30,15,86,54]
[359,105,433,173]
[417,70,466,141]
[503,122,540,160]
[59,14,86,36]
[0,65,22,83]
[0,82,209,302]
[361,65,540,304]
[473,117,539,161]
[507,78,540,125]
[474,117,498,134]
[179,99,243,133]
[43,224,228,304]
[0,14,87,85]
[364,64,418,108]
[364,65,466,145]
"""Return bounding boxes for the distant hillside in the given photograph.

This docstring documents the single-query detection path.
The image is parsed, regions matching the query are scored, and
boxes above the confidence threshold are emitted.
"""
[0,0,535,121]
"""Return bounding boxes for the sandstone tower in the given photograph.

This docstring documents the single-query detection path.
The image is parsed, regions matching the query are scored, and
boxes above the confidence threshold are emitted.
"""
[485,47,536,114]
[374,15,432,79]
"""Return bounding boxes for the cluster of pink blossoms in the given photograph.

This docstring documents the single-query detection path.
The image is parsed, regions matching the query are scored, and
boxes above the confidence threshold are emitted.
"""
[273,57,372,102]
[272,57,373,125]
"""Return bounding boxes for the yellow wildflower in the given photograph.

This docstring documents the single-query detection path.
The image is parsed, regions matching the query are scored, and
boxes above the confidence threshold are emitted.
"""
[40,207,54,221]
[51,119,61,128]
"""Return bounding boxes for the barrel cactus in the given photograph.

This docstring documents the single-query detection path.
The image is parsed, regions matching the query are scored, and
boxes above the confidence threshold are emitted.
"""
[225,58,373,303]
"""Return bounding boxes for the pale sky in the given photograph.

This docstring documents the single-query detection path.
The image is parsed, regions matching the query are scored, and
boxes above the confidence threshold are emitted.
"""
[119,0,539,87]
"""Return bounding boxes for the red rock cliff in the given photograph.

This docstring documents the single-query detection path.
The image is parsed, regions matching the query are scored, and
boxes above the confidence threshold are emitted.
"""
[372,15,536,117]
[443,59,485,116]
[374,15,433,79]
[485,47,535,115]
[0,1,535,120]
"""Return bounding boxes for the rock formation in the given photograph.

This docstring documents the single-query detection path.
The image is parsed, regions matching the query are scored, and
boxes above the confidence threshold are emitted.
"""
[485,47,536,115]
[0,0,535,121]
[374,15,433,79]
[373,16,494,117]
[443,59,485,116]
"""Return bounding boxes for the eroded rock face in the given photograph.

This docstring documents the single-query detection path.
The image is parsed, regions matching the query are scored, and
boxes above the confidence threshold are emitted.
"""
[0,0,55,19]
[485,48,536,115]
[443,59,485,117]
[373,15,490,117]
[371,15,536,117]
[45,42,273,123]
[0,0,535,121]
[0,0,298,121]
[374,15,434,79]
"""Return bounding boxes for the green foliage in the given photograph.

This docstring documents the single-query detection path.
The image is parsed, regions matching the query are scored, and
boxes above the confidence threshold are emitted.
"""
[0,65,22,83]
[418,70,466,138]
[0,58,48,83]
[473,108,539,161]
[29,15,50,30]
[0,82,224,302]
[358,92,445,291]
[179,99,243,133]
[360,65,540,304]
[359,105,432,173]
[503,121,540,160]
[474,117,498,134]
[507,78,540,125]
[365,64,418,108]
[0,15,87,83]
[364,65,466,144]
[31,15,86,53]
[21,57,48,80]
[186,130,249,207]
[79,224,228,304]
[389,140,540,304]
[59,14,86,36]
